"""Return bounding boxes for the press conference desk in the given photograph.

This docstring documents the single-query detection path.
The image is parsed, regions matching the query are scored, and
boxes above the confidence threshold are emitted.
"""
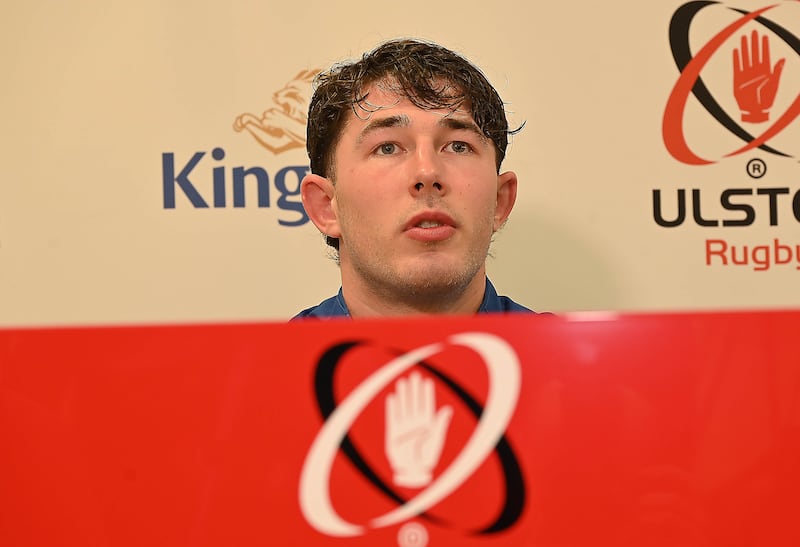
[1,311,798,546]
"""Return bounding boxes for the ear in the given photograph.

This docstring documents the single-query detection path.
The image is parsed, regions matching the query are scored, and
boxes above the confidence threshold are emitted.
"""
[301,173,341,238]
[493,170,518,231]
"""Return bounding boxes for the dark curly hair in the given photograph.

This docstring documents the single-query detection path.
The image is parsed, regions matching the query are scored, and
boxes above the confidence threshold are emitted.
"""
[306,38,520,250]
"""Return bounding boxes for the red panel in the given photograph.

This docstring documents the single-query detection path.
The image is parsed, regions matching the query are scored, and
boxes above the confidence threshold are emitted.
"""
[1,312,798,546]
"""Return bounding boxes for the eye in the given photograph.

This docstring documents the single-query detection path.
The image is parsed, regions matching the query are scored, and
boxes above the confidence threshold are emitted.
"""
[447,141,472,154]
[375,142,398,155]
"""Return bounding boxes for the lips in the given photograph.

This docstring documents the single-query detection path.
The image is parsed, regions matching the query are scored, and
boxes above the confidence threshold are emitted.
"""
[403,211,457,242]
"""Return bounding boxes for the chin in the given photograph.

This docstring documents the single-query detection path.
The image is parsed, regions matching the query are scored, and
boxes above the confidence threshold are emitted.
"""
[399,262,478,293]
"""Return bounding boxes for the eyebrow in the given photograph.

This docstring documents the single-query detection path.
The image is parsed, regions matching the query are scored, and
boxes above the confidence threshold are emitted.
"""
[355,114,410,146]
[355,113,488,146]
[438,116,488,144]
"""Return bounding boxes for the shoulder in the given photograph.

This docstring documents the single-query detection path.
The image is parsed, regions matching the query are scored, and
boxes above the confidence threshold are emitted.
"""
[496,295,536,313]
[480,278,537,314]
[290,289,350,320]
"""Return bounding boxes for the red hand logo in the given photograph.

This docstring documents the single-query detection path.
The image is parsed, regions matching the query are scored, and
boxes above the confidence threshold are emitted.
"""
[733,30,785,123]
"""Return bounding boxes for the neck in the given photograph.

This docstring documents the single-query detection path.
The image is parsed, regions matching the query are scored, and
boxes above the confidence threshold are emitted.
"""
[340,269,487,318]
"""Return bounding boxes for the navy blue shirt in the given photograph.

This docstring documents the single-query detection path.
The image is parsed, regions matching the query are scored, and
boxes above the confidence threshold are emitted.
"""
[292,278,532,319]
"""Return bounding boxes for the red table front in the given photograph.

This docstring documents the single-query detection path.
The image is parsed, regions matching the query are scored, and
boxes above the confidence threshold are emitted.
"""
[1,311,798,546]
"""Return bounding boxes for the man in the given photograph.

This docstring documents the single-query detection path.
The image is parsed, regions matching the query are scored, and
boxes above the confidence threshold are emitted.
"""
[294,39,532,318]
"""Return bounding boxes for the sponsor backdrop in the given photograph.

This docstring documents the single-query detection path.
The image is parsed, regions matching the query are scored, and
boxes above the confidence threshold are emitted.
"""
[2,1,799,326]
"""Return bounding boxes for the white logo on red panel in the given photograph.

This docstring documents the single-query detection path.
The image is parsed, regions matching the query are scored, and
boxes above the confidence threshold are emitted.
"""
[299,332,524,539]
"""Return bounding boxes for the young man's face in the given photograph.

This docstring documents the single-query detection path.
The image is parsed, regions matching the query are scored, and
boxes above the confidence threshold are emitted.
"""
[313,81,516,311]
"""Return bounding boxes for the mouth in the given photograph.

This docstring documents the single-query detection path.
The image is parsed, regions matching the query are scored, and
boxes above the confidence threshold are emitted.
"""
[416,220,446,228]
[405,211,456,229]
[403,211,457,242]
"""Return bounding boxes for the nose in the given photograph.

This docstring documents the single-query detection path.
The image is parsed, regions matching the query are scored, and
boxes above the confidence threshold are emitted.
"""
[410,146,446,196]
[413,181,443,192]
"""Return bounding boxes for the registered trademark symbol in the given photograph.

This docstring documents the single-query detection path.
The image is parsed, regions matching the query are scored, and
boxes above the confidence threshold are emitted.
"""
[397,522,428,547]
[746,158,767,179]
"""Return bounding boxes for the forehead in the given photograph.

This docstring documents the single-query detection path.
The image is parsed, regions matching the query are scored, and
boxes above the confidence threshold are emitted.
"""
[346,80,476,125]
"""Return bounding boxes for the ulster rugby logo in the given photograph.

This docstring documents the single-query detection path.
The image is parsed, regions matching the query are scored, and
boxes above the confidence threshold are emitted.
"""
[663,1,800,165]
[299,333,525,542]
